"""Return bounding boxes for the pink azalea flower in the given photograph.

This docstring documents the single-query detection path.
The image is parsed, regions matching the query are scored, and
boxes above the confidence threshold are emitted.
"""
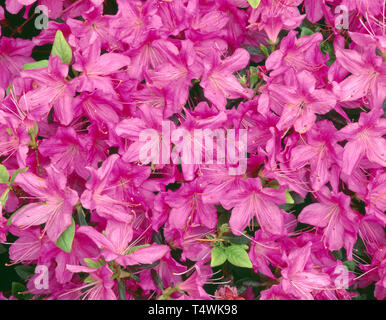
[164,178,217,230]
[138,252,185,294]
[12,165,79,243]
[248,0,305,44]
[80,155,132,223]
[200,48,253,110]
[249,230,284,278]
[175,262,213,300]
[72,40,131,95]
[0,37,34,89]
[337,108,386,175]
[5,0,35,15]
[266,31,329,83]
[280,242,332,300]
[9,227,43,264]
[77,219,169,267]
[38,127,91,179]
[268,70,336,133]
[21,56,76,125]
[332,48,386,107]
[64,264,116,300]
[221,178,287,236]
[290,120,343,191]
[147,40,203,114]
[298,187,361,259]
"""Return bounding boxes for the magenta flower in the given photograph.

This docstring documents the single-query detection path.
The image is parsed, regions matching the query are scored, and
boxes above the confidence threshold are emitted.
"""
[290,120,343,191]
[333,48,386,107]
[165,179,217,230]
[147,40,203,114]
[298,187,361,259]
[0,0,384,301]
[337,108,386,175]
[11,166,79,243]
[77,219,169,267]
[268,70,336,133]
[280,242,331,300]
[21,56,75,125]
[266,31,329,82]
[64,264,116,300]
[72,40,131,95]
[221,178,287,236]
[0,37,34,89]
[248,0,305,44]
[200,48,253,110]
[5,0,36,14]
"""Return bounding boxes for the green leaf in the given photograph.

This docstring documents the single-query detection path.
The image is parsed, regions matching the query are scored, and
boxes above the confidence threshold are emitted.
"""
[211,246,227,267]
[343,260,356,272]
[222,233,251,245]
[11,282,30,299]
[259,43,269,57]
[76,205,88,226]
[56,218,76,253]
[10,167,29,184]
[0,244,7,254]
[84,275,94,284]
[225,244,252,268]
[285,189,294,204]
[300,27,314,37]
[6,84,13,96]
[22,60,49,70]
[1,188,10,208]
[244,46,261,56]
[248,0,261,9]
[126,244,150,255]
[249,66,259,88]
[0,165,9,183]
[15,265,35,280]
[151,268,164,290]
[118,279,127,300]
[84,258,101,269]
[52,30,72,65]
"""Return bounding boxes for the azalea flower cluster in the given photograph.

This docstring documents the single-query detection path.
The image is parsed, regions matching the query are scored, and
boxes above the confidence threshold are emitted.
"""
[0,0,385,300]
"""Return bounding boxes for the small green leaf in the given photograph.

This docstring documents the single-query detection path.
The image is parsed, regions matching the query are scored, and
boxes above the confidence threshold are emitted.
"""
[0,165,9,183]
[22,60,49,70]
[1,188,10,208]
[11,282,29,299]
[300,27,314,37]
[84,275,94,284]
[84,258,101,269]
[343,260,356,272]
[249,67,259,88]
[211,246,227,267]
[76,205,88,226]
[10,167,29,184]
[244,46,261,56]
[225,244,252,268]
[52,30,72,65]
[248,0,261,9]
[151,268,164,290]
[5,84,13,96]
[15,265,35,280]
[285,189,294,204]
[222,233,251,245]
[0,244,7,254]
[56,218,76,253]
[118,279,127,300]
[126,244,150,255]
[259,43,269,57]
[219,223,230,234]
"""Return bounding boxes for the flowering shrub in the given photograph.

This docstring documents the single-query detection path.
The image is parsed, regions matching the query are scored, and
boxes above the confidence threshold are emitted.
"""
[0,0,385,300]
